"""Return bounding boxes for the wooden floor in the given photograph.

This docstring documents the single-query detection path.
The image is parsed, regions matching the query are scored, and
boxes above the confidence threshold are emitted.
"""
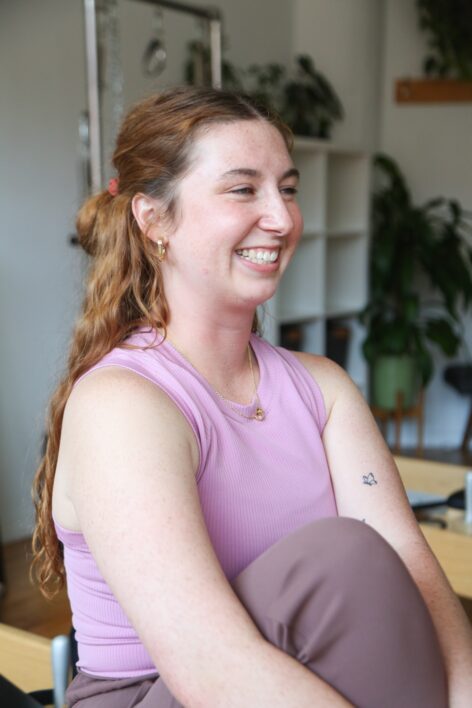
[0,537,71,638]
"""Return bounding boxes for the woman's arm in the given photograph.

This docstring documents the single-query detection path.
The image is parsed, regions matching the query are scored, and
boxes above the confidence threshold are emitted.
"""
[295,353,472,707]
[60,367,351,708]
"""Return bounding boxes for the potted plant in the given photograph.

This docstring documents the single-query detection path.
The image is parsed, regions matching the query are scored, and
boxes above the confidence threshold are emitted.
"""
[417,0,472,79]
[245,55,344,139]
[184,47,344,139]
[360,154,472,409]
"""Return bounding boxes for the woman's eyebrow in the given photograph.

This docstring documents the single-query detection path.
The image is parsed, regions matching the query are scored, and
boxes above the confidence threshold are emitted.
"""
[218,168,260,180]
[218,167,300,181]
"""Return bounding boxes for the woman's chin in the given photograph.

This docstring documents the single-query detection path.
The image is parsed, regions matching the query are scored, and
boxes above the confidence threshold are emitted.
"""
[236,285,279,311]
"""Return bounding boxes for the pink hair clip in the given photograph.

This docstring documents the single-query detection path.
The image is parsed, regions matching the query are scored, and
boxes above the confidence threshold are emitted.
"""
[108,177,119,196]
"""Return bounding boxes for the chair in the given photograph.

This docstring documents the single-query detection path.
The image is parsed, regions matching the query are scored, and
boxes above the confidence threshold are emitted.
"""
[443,364,472,451]
[371,389,425,455]
[0,623,71,707]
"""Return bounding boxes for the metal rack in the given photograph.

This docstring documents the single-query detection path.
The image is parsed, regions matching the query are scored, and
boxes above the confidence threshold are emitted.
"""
[83,0,222,193]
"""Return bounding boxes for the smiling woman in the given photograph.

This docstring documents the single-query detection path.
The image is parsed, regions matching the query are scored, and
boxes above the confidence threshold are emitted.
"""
[31,87,471,707]
[130,119,303,345]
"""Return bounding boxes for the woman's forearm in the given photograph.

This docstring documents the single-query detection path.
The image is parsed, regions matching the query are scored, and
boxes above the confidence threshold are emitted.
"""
[194,637,353,708]
[400,540,472,707]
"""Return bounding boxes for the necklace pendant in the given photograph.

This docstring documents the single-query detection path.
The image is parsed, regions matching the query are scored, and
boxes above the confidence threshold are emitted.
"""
[254,407,265,421]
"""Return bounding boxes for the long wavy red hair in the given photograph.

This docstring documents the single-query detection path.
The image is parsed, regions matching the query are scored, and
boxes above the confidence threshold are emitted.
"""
[31,86,292,597]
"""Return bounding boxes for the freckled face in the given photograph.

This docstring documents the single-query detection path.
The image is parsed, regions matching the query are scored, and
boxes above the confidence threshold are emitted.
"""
[160,120,304,314]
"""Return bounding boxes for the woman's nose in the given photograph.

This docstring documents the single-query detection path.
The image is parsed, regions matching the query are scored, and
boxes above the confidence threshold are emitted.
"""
[258,194,296,235]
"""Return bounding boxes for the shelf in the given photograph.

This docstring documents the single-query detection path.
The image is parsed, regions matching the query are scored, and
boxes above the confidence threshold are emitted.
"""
[326,228,365,239]
[292,136,331,151]
[326,154,370,233]
[325,236,368,315]
[277,238,325,322]
[300,319,325,354]
[301,230,324,240]
[277,309,325,326]
[276,319,326,355]
[293,136,366,157]
[395,78,472,104]
[268,139,369,392]
[324,308,364,320]
[292,148,326,233]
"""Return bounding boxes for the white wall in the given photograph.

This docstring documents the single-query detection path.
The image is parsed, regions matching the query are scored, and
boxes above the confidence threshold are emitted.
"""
[292,0,385,151]
[379,0,472,447]
[0,0,293,542]
[0,0,87,543]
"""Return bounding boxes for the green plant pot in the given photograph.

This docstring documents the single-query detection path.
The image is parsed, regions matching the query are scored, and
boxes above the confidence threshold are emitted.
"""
[372,355,419,410]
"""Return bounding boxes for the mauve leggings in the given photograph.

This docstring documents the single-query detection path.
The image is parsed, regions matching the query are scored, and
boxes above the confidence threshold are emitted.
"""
[66,517,447,707]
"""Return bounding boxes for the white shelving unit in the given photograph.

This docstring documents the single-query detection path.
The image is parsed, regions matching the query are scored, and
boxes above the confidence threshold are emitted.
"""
[263,137,371,394]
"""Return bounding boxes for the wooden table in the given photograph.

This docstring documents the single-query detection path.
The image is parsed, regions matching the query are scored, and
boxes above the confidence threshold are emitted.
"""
[395,456,472,600]
[0,623,52,694]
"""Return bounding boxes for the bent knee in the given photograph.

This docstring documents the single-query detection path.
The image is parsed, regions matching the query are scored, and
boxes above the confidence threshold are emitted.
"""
[284,516,413,591]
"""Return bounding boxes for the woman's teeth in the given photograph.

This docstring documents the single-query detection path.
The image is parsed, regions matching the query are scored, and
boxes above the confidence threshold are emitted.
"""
[236,249,279,264]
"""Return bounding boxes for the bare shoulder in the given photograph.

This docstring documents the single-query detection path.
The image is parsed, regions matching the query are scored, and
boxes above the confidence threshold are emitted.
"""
[54,366,199,528]
[290,350,361,419]
[64,365,196,444]
[63,364,199,469]
[66,365,180,413]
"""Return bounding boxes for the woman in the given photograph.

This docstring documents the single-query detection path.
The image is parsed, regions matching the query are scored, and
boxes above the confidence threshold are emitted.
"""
[32,87,472,707]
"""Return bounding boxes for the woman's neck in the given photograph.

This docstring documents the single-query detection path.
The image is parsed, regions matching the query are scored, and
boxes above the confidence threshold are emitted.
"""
[164,316,258,402]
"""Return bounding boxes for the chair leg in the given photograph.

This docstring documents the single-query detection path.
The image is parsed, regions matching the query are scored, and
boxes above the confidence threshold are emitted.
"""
[394,391,404,453]
[461,401,472,452]
[51,634,70,708]
[417,390,424,456]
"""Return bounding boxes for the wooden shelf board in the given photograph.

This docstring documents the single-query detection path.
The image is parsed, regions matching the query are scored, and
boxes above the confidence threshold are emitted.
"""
[301,230,324,240]
[396,78,472,104]
[292,137,367,156]
[326,228,366,239]
[324,307,364,319]
[277,310,324,325]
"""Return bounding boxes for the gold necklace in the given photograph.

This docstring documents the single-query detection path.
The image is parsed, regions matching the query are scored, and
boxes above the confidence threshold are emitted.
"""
[215,345,265,421]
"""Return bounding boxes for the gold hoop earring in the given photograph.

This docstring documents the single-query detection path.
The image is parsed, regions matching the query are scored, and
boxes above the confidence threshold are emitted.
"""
[156,239,166,262]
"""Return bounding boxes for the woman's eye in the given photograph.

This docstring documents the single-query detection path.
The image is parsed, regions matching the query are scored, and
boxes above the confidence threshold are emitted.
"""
[230,187,255,195]
[281,186,298,197]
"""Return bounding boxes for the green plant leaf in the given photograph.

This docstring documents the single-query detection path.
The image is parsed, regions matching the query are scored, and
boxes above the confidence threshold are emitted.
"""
[423,196,446,211]
[417,347,434,386]
[416,0,472,80]
[425,318,461,356]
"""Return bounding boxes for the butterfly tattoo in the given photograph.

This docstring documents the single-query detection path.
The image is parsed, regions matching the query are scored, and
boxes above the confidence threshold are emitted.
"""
[362,473,378,486]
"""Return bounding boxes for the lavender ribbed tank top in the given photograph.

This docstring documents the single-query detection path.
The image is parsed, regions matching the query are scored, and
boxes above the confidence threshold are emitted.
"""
[55,329,337,678]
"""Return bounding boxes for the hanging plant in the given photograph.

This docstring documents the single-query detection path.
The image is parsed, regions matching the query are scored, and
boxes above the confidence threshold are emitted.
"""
[417,0,472,79]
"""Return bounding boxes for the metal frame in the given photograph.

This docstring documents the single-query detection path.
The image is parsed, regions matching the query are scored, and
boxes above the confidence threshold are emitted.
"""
[83,0,222,193]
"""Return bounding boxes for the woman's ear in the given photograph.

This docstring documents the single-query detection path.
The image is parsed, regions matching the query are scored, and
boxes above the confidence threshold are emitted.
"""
[131,193,162,242]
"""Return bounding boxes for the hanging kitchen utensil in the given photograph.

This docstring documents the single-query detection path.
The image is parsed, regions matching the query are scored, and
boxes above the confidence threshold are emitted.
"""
[142,8,167,77]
